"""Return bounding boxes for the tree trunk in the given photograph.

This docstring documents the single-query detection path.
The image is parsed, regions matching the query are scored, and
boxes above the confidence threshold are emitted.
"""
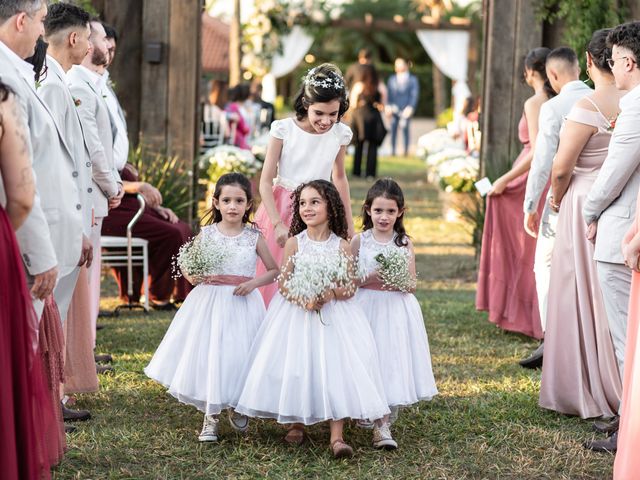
[432,65,447,118]
[229,0,242,86]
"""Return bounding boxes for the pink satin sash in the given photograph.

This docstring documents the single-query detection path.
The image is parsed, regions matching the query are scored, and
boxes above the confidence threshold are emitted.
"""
[360,280,393,291]
[201,275,252,286]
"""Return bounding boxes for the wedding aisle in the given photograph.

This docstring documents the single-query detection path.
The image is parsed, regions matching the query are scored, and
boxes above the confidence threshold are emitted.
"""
[53,155,614,479]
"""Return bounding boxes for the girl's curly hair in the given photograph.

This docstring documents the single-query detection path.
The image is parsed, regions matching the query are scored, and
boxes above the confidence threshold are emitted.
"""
[201,172,255,226]
[289,180,349,240]
[361,178,409,247]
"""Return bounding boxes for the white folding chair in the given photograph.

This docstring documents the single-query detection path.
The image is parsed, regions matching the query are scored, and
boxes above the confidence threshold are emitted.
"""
[100,194,150,314]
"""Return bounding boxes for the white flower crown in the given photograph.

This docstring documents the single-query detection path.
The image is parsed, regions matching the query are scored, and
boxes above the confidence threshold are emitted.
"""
[303,67,345,91]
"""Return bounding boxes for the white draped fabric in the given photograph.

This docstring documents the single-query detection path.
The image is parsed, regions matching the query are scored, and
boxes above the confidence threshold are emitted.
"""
[416,30,471,113]
[262,26,314,103]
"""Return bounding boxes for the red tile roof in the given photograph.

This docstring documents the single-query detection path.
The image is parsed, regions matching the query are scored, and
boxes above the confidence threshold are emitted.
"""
[202,14,229,74]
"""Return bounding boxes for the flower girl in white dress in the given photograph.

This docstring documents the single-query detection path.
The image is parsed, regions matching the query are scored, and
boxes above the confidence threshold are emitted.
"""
[351,179,438,444]
[234,180,392,458]
[145,173,278,442]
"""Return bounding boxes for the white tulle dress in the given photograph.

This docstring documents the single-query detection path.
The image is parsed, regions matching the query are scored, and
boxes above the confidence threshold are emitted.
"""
[234,230,390,425]
[144,225,266,415]
[355,230,438,407]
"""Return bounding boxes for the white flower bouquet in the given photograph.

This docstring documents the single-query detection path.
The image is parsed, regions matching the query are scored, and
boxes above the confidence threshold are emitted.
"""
[200,145,262,183]
[279,250,354,321]
[172,235,228,284]
[373,248,416,293]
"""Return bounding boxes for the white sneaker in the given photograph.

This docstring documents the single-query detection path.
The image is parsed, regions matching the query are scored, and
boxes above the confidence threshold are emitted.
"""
[356,418,375,429]
[372,422,398,450]
[198,415,219,442]
[227,409,249,433]
[389,406,400,425]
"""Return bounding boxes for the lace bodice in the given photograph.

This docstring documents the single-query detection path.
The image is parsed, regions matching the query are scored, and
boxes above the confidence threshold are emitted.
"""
[357,230,407,276]
[296,230,342,257]
[200,224,260,277]
[270,118,352,190]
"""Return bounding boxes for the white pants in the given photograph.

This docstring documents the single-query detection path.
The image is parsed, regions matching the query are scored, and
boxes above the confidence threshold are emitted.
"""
[88,217,103,348]
[53,267,80,324]
[533,201,558,333]
[596,261,631,379]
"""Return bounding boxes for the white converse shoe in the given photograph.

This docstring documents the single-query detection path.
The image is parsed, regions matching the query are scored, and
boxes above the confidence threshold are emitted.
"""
[372,422,398,450]
[227,409,249,433]
[389,406,400,425]
[198,415,219,442]
[356,418,375,429]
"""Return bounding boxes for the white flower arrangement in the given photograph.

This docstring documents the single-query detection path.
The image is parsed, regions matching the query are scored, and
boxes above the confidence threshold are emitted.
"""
[280,249,354,321]
[200,145,262,183]
[242,0,329,76]
[416,129,464,160]
[172,235,228,283]
[423,147,479,193]
[373,248,416,293]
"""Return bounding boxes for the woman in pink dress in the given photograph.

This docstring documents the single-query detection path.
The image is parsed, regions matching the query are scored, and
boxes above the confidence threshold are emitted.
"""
[0,82,56,479]
[476,48,554,338]
[255,64,355,306]
[539,30,623,418]
[225,84,251,150]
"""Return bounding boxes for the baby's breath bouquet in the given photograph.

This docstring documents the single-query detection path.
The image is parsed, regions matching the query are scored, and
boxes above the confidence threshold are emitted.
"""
[374,248,416,293]
[279,250,354,322]
[172,235,228,284]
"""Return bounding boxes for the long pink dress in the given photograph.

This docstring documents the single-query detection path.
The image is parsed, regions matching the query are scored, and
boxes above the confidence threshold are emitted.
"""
[255,118,353,305]
[539,105,621,418]
[476,112,544,339]
[614,194,640,479]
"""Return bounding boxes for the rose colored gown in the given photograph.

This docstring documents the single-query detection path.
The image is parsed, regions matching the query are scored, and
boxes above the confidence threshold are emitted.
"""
[476,112,544,339]
[0,206,55,479]
[614,191,640,479]
[539,105,621,418]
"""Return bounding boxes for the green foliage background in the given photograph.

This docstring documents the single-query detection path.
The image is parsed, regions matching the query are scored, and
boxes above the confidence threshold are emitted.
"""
[536,0,628,69]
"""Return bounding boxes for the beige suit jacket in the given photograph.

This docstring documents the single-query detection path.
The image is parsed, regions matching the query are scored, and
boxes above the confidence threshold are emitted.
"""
[0,46,83,277]
[583,84,640,264]
[67,65,120,219]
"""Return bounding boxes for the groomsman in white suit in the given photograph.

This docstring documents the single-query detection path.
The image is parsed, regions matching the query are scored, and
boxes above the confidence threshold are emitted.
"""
[582,22,640,452]
[68,19,123,344]
[102,23,129,172]
[41,2,110,421]
[0,0,85,319]
[520,47,592,368]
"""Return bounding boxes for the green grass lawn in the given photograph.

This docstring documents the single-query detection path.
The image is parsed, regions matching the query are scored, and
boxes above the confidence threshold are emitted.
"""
[53,156,615,479]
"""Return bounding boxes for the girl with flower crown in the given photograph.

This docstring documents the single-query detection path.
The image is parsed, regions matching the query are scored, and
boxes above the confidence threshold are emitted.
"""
[255,63,355,306]
[235,180,391,458]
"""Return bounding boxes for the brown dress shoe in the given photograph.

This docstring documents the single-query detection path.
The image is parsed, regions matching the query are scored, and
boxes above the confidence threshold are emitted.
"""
[97,364,115,375]
[95,353,113,364]
[584,431,617,453]
[62,404,91,422]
